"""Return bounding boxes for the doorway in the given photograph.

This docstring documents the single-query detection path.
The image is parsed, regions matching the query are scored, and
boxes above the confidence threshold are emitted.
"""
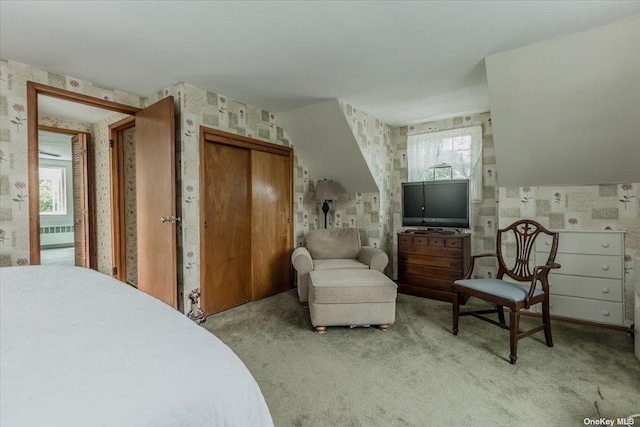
[37,128,92,267]
[27,82,140,268]
[27,83,178,308]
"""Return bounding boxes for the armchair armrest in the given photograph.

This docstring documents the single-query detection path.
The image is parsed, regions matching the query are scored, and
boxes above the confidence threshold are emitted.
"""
[463,253,498,279]
[291,247,313,274]
[358,246,389,272]
[525,262,562,305]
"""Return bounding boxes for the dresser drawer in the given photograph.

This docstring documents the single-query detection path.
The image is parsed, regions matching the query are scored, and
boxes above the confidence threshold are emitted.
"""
[549,253,622,279]
[536,232,623,256]
[398,263,463,280]
[548,275,622,302]
[398,273,455,292]
[548,295,624,325]
[398,244,462,259]
[399,254,463,269]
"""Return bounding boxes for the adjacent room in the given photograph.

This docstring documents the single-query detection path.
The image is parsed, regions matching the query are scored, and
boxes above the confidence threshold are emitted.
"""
[1,2,639,426]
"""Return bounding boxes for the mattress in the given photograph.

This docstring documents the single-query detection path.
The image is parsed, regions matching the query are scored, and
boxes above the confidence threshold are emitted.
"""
[0,265,273,427]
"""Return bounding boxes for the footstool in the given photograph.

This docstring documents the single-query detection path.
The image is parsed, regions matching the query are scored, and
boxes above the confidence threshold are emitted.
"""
[308,269,397,334]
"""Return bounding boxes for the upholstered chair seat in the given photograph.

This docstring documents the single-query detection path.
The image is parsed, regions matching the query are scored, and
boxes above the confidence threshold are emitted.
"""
[291,228,389,303]
[453,279,545,302]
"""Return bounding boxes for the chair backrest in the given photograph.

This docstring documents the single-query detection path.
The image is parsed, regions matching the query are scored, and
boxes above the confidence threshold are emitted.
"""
[306,228,362,259]
[496,220,559,283]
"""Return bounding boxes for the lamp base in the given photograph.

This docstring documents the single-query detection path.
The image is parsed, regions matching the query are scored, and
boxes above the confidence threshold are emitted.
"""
[322,201,330,229]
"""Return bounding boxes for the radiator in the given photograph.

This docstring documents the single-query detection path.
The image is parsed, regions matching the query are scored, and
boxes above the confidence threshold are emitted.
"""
[40,225,74,234]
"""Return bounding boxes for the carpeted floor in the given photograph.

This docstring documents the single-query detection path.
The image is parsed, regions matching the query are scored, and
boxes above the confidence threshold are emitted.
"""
[203,290,640,427]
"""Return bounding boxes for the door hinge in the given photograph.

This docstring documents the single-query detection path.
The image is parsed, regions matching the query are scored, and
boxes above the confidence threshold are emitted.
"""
[109,139,114,148]
[112,266,118,275]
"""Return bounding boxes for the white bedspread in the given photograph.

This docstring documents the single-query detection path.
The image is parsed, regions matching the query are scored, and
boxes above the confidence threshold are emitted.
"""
[0,266,274,427]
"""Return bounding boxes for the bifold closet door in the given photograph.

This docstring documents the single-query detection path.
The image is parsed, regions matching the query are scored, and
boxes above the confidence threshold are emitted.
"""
[251,150,292,300]
[201,142,252,315]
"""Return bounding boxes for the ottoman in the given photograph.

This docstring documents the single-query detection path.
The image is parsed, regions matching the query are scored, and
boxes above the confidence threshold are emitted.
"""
[308,269,397,334]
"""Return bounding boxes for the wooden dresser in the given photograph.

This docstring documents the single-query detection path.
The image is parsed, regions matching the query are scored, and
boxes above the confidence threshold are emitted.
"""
[397,232,471,303]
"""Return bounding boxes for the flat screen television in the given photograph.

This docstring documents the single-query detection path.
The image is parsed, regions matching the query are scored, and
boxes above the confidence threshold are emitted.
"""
[402,179,470,229]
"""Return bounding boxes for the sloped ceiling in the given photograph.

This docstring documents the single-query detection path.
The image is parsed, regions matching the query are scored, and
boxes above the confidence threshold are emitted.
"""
[486,16,640,187]
[278,99,378,194]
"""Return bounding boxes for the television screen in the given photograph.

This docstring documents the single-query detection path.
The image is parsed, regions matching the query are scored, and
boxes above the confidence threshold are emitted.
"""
[401,181,425,226]
[402,180,470,229]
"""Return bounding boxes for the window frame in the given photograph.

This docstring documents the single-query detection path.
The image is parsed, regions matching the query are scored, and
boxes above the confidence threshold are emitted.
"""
[38,166,67,216]
[407,126,483,203]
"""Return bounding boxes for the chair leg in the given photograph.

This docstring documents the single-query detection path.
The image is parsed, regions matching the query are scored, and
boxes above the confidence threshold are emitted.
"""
[452,292,460,335]
[542,298,553,347]
[497,305,505,325]
[509,311,520,365]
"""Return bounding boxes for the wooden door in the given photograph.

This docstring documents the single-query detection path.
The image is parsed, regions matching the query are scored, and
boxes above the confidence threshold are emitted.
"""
[251,150,292,300]
[71,134,90,267]
[135,97,177,308]
[201,141,252,315]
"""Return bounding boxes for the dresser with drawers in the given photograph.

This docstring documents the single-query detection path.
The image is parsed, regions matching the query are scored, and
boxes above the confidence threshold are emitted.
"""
[534,230,626,326]
[397,232,471,303]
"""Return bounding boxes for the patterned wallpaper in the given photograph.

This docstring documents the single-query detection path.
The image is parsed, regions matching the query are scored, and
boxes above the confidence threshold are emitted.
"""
[297,102,395,275]
[0,59,144,267]
[145,83,307,313]
[2,58,638,324]
[90,112,131,275]
[39,116,92,134]
[123,128,137,286]
[391,113,499,279]
[499,183,639,321]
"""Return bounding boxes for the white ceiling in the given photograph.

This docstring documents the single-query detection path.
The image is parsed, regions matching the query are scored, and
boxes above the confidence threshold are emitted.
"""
[39,130,72,161]
[1,1,639,126]
[39,96,117,124]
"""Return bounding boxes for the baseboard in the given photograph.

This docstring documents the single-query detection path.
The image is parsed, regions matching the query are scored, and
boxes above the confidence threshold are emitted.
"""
[41,244,74,250]
[519,311,628,331]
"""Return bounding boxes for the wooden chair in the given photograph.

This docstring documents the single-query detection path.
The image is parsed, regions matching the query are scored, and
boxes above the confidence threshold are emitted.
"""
[452,220,560,364]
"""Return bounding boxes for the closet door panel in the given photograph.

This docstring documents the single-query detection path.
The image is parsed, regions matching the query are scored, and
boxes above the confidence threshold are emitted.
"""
[251,150,292,300]
[201,142,252,315]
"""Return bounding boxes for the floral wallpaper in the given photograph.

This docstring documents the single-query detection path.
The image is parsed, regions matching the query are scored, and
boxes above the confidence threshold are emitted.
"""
[0,59,144,267]
[90,112,131,275]
[2,58,637,327]
[297,101,395,272]
[391,113,498,279]
[123,128,137,286]
[499,183,639,322]
[39,116,92,134]
[146,82,307,313]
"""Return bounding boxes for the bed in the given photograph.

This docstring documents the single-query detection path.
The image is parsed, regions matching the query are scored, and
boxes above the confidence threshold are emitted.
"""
[0,266,274,427]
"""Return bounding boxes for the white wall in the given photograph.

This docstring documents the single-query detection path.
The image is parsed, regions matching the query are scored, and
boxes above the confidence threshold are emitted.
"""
[486,16,640,187]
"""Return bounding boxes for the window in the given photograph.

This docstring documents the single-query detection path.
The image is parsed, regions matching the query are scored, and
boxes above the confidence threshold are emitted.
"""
[407,126,483,203]
[39,167,67,215]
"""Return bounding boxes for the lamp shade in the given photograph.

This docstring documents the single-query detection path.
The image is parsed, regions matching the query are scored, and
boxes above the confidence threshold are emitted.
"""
[315,180,339,201]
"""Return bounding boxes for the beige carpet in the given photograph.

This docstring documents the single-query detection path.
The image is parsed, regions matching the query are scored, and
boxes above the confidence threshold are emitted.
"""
[203,290,640,427]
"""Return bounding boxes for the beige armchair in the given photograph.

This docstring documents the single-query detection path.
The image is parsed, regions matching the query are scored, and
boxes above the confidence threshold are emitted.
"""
[291,228,389,303]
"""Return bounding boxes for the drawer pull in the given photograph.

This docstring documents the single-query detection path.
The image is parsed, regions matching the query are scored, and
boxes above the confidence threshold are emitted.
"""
[545,240,551,246]
[449,262,459,267]
[602,288,610,294]
[601,242,610,248]
[601,265,609,271]
[602,310,610,317]
[450,252,459,257]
